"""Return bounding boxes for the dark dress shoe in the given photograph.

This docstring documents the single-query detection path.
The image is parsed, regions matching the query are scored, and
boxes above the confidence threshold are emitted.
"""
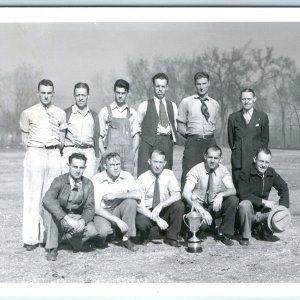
[122,239,137,252]
[260,232,280,242]
[46,248,58,261]
[218,234,234,246]
[163,238,181,247]
[239,238,250,246]
[24,244,38,251]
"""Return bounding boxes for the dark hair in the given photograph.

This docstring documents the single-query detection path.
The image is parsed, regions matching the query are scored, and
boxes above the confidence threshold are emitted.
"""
[240,88,256,98]
[114,79,130,92]
[152,73,169,85]
[194,72,210,84]
[38,79,54,91]
[68,152,87,165]
[104,152,121,164]
[74,82,89,95]
[254,147,272,158]
[205,144,222,157]
[150,149,166,160]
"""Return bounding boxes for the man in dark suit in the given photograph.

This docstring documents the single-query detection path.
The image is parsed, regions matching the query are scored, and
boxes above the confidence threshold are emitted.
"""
[228,88,269,187]
[42,153,97,261]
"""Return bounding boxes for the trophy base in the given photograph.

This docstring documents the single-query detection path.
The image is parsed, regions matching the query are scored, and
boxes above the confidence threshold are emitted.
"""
[186,239,203,253]
[186,246,203,253]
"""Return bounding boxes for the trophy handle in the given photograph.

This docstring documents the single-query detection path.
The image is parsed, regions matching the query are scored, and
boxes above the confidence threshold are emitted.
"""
[182,213,190,229]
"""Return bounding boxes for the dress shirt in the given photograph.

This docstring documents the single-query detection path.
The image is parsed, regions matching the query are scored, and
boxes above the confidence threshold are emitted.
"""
[99,102,140,139]
[92,170,138,209]
[65,105,95,146]
[186,162,231,203]
[177,94,219,135]
[20,103,66,147]
[137,169,180,209]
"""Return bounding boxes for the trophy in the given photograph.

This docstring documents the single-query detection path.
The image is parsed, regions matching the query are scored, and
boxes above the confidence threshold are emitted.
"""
[183,194,204,253]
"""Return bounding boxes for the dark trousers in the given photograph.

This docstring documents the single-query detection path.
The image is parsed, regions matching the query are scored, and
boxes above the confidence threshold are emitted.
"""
[138,135,173,177]
[181,136,216,188]
[204,195,239,236]
[136,201,185,241]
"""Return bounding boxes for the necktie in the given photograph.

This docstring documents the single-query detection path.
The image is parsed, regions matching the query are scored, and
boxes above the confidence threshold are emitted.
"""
[243,111,251,124]
[152,176,160,209]
[45,107,61,142]
[200,98,210,122]
[159,100,169,128]
[204,170,214,205]
[73,181,79,191]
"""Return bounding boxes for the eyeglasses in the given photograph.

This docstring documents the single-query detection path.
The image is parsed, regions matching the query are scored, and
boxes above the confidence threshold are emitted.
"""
[107,163,121,168]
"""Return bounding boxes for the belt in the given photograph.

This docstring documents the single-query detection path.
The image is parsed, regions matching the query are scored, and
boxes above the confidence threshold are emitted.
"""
[157,133,171,136]
[29,145,59,149]
[188,134,214,140]
[65,145,94,149]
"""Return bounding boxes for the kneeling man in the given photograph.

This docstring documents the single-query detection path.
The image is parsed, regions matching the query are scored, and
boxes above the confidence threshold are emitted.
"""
[136,149,184,247]
[92,152,141,251]
[183,145,239,246]
[236,147,290,246]
[43,153,97,261]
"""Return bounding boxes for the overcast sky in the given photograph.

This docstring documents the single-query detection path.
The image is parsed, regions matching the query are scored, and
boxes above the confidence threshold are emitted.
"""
[1,22,300,109]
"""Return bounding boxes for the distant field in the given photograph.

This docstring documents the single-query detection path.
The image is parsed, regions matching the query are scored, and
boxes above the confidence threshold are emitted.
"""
[0,146,299,283]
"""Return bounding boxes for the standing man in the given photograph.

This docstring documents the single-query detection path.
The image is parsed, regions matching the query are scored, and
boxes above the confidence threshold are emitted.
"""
[182,145,239,246]
[177,71,219,187]
[63,82,100,179]
[92,152,141,251]
[236,147,289,246]
[137,73,177,176]
[228,88,269,187]
[136,149,184,247]
[42,153,97,261]
[19,79,66,251]
[99,79,140,175]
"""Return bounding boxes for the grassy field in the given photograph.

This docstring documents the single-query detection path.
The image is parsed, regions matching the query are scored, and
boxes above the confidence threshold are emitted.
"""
[0,146,300,283]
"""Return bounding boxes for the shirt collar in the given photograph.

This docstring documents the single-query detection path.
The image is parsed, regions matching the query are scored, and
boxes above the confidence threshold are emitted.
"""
[72,104,90,114]
[100,170,128,183]
[250,163,273,177]
[243,107,254,116]
[194,94,210,101]
[69,175,82,189]
[154,96,166,103]
[111,101,128,112]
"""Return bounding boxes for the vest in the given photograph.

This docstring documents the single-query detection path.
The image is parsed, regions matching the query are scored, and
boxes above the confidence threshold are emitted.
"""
[141,99,177,146]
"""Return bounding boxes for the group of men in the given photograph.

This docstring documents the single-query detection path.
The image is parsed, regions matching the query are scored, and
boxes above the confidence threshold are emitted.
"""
[19,72,290,261]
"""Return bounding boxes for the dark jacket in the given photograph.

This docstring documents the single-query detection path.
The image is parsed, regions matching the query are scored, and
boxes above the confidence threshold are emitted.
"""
[42,173,95,224]
[228,109,269,169]
[65,106,100,158]
[236,163,289,209]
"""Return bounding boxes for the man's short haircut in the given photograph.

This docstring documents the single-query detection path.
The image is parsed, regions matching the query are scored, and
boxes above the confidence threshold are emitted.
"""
[150,149,166,160]
[241,88,256,98]
[152,73,169,85]
[104,152,121,164]
[68,152,87,165]
[114,79,130,92]
[194,72,210,83]
[205,144,222,157]
[74,82,89,95]
[254,147,272,158]
[38,79,54,91]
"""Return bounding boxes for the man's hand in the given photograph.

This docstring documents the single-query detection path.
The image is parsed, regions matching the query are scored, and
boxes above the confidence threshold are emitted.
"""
[151,204,162,221]
[213,193,223,212]
[73,219,85,233]
[63,215,78,228]
[115,219,128,233]
[102,193,117,202]
[262,199,276,209]
[201,210,213,226]
[156,218,169,230]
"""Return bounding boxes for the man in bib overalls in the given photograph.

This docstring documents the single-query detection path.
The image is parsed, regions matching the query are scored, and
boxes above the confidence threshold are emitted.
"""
[99,79,140,175]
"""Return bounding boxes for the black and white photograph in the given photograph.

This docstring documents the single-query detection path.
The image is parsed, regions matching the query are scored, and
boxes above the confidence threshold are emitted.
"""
[0,7,299,293]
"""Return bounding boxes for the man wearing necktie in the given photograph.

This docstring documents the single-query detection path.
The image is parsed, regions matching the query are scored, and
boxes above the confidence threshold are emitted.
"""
[183,145,239,246]
[137,73,178,176]
[177,72,220,188]
[136,149,184,247]
[228,88,269,187]
[19,79,66,252]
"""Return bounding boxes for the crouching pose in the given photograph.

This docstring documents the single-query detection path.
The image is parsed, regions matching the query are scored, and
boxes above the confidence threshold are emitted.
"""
[42,153,97,261]
[183,145,239,246]
[236,147,290,246]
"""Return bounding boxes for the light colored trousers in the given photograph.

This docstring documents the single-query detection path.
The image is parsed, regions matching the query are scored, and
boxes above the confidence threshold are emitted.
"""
[62,147,97,179]
[22,147,61,245]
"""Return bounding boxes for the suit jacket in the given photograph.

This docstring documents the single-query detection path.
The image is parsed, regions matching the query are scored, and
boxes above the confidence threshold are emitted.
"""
[42,173,95,224]
[228,108,269,169]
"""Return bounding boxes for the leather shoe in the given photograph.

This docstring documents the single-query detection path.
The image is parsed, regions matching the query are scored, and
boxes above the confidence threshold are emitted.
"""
[24,244,38,251]
[260,232,280,242]
[239,238,249,246]
[122,239,137,252]
[46,248,58,261]
[163,238,181,247]
[218,234,234,246]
